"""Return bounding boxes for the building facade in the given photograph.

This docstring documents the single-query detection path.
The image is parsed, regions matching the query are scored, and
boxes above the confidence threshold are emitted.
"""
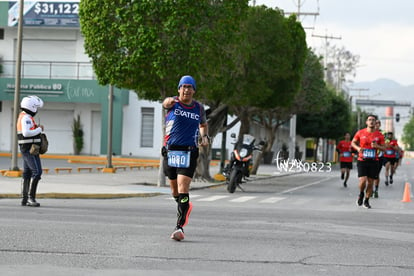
[0,1,308,162]
[0,0,168,157]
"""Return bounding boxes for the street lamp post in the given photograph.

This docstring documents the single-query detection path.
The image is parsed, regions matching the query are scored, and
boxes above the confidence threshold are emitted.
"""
[8,0,24,176]
[102,84,115,173]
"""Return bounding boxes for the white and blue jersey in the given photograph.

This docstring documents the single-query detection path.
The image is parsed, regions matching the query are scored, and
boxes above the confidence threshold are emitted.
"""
[164,97,206,147]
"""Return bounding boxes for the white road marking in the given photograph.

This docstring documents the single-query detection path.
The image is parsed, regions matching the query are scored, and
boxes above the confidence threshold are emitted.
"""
[196,195,230,202]
[229,196,256,202]
[279,176,336,194]
[259,197,286,203]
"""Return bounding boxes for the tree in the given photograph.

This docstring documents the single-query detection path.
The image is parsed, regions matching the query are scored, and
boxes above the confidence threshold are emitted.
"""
[324,45,360,90]
[227,7,306,110]
[249,48,326,173]
[80,0,249,182]
[72,114,84,155]
[297,87,352,161]
[292,50,330,114]
[80,0,248,99]
[402,116,414,150]
[221,6,307,173]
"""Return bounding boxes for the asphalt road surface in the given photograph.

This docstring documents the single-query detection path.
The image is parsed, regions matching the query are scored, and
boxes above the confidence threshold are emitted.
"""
[1,161,414,275]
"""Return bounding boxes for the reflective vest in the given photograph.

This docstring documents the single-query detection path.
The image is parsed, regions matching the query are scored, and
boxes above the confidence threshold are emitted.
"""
[17,112,41,145]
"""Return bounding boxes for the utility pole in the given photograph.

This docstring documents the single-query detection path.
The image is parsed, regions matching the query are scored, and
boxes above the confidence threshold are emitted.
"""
[312,32,342,81]
[6,0,24,177]
[348,88,370,130]
[311,30,341,162]
[285,0,319,160]
[102,85,115,173]
[284,0,319,30]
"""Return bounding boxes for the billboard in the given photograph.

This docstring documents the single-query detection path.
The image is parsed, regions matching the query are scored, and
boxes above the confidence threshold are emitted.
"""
[8,1,79,27]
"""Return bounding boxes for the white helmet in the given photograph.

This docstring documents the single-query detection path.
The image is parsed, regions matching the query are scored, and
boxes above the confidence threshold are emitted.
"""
[20,95,44,113]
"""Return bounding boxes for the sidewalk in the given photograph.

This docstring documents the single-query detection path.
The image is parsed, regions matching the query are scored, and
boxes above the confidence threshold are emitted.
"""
[0,158,284,199]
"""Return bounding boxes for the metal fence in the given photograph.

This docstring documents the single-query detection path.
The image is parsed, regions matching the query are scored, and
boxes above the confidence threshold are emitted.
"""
[0,60,96,80]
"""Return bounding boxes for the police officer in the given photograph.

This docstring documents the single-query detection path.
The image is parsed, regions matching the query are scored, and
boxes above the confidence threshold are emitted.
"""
[17,95,44,207]
[162,75,209,241]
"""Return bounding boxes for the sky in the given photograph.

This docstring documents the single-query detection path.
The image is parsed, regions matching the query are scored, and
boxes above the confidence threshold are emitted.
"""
[252,0,414,87]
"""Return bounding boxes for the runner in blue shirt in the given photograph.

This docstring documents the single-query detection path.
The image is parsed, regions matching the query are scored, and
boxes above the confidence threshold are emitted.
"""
[162,75,209,241]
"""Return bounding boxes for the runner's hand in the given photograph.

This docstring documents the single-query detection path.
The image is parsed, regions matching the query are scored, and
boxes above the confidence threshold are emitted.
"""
[199,135,210,146]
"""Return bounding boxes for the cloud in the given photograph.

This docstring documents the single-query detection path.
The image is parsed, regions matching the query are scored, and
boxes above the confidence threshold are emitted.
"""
[308,23,414,85]
[254,0,414,85]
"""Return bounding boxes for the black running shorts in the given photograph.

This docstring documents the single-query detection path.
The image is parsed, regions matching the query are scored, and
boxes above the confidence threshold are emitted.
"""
[357,160,379,179]
[376,157,385,176]
[163,149,199,179]
[340,162,353,170]
[385,157,397,165]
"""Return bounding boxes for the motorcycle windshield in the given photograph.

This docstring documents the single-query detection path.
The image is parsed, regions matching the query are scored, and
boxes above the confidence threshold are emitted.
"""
[242,134,255,146]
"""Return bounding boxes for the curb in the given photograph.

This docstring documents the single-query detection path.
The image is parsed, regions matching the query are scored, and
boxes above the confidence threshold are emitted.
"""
[191,182,226,191]
[0,172,293,200]
[0,192,163,200]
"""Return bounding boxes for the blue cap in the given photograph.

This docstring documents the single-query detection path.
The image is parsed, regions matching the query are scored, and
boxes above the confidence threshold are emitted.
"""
[177,75,196,91]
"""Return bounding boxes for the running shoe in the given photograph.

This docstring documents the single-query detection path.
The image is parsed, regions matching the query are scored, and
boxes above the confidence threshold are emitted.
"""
[182,202,193,227]
[343,181,347,188]
[170,227,185,241]
[363,200,371,209]
[385,180,389,186]
[374,191,378,198]
[357,193,364,206]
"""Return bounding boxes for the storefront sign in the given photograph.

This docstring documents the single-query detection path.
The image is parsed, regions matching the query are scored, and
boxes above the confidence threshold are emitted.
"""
[8,1,79,27]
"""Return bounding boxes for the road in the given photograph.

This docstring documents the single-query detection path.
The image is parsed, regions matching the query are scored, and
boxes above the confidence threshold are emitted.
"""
[1,161,414,275]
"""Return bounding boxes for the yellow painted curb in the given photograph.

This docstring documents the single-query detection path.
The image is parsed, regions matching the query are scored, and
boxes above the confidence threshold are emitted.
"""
[213,173,226,181]
[101,167,117,173]
[3,170,22,177]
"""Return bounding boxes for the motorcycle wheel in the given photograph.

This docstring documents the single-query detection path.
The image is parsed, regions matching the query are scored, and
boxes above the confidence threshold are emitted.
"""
[227,169,241,193]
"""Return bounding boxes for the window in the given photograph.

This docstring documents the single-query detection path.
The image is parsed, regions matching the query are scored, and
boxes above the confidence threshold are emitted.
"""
[141,107,154,147]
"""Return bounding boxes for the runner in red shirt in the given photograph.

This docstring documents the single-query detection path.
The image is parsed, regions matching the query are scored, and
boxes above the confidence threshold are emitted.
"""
[373,119,386,198]
[397,148,404,168]
[336,132,354,188]
[351,115,385,209]
[383,132,399,185]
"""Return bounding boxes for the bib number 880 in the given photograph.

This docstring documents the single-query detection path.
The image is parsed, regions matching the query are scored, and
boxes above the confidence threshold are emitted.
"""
[167,151,190,168]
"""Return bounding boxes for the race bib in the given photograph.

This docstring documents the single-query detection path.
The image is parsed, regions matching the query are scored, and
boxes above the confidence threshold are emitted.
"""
[343,151,351,157]
[362,149,376,159]
[167,150,191,168]
[385,150,394,155]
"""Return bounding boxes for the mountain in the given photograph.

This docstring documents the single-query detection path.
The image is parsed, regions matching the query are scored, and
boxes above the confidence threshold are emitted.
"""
[350,78,414,104]
[352,78,402,92]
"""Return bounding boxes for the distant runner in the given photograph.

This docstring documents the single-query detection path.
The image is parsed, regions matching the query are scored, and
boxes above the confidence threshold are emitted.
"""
[336,132,354,188]
[383,132,399,185]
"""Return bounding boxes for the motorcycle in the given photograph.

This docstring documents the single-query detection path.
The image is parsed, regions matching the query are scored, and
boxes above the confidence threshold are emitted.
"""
[223,133,264,193]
